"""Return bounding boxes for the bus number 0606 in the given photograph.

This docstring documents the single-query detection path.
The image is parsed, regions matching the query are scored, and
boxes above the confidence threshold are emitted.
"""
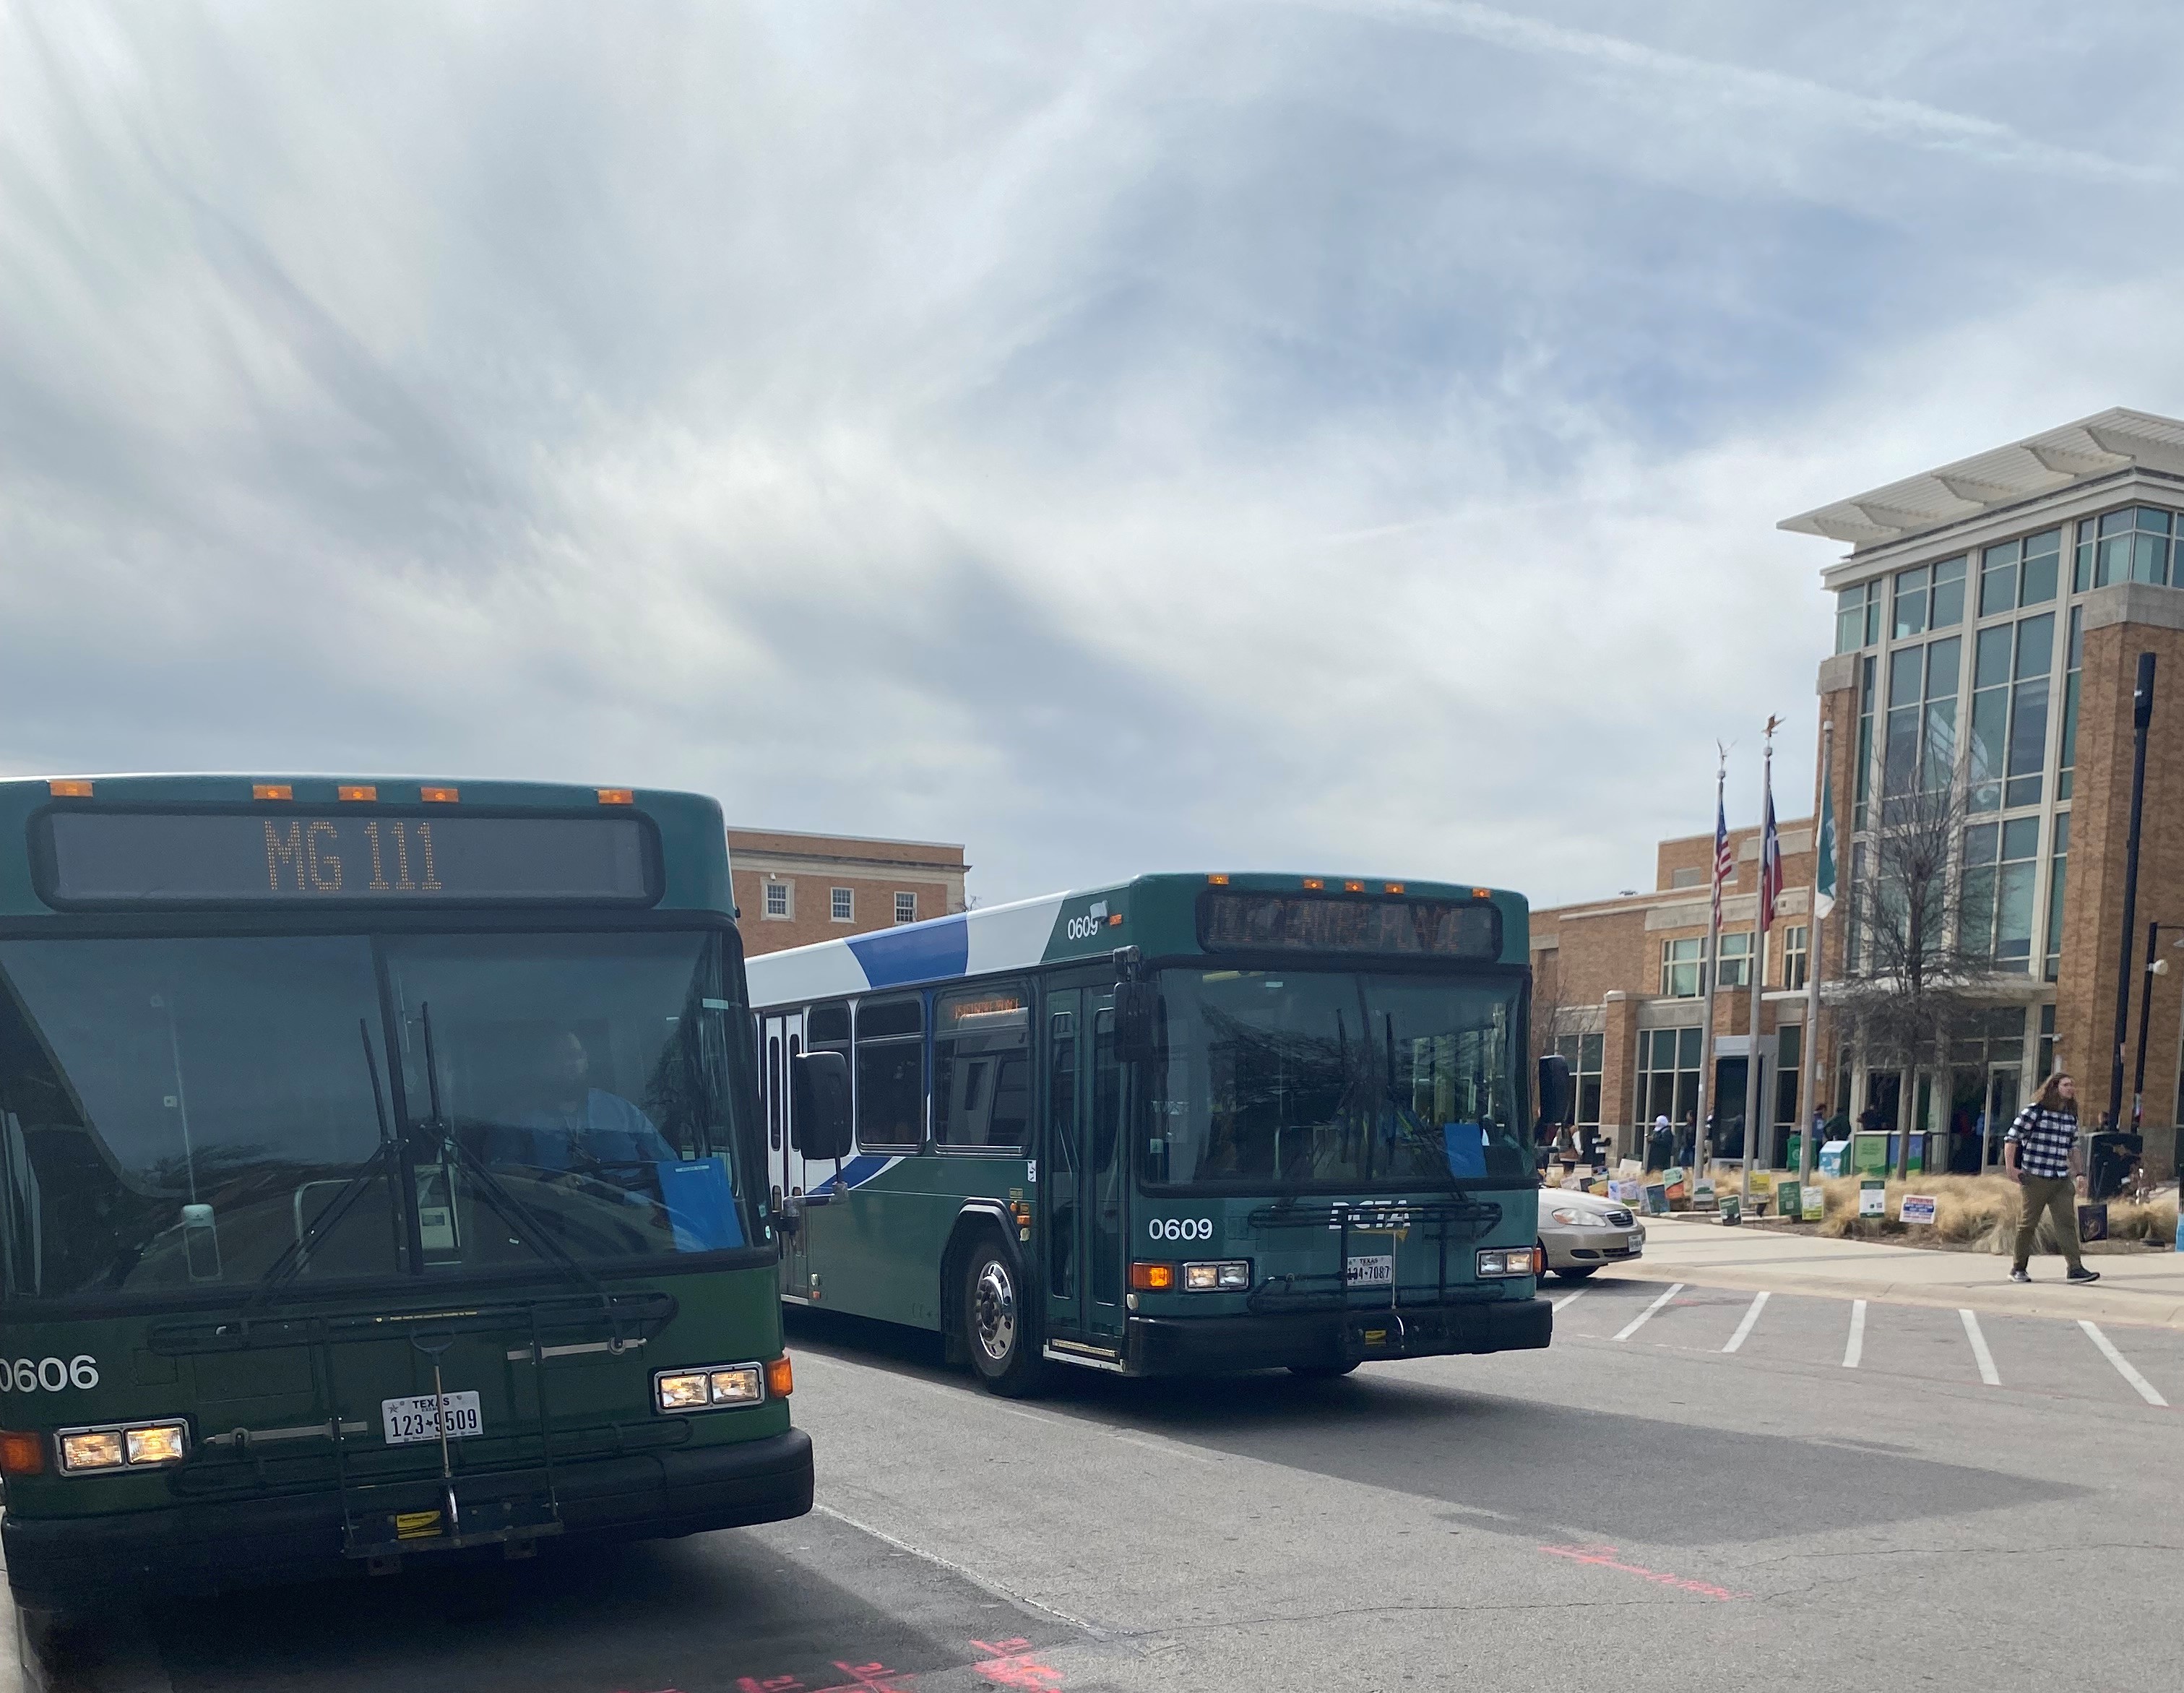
[0,1356,99,1392]
[1148,1218,1212,1242]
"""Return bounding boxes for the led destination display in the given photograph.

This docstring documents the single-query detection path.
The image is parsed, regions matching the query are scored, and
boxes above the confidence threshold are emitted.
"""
[36,810,657,907]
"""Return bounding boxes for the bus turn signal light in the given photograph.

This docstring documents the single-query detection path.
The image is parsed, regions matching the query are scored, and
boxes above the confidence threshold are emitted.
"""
[1130,1262,1176,1291]
[0,1431,41,1475]
[766,1356,794,1399]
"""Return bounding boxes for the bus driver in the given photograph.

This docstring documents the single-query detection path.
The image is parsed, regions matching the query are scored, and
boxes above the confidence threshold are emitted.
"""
[484,1029,678,1183]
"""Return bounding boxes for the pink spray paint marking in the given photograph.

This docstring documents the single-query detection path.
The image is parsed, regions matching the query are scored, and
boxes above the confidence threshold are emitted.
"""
[1539,1543,1751,1601]
[970,1637,1066,1689]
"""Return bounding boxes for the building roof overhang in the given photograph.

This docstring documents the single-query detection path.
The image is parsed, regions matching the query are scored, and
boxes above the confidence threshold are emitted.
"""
[1779,408,2184,551]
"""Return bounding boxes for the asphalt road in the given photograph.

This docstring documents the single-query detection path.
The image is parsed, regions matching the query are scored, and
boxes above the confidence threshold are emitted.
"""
[17,1282,2180,1693]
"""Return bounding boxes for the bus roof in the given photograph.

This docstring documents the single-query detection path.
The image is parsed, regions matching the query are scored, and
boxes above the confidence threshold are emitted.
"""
[0,774,733,918]
[745,871,1530,1005]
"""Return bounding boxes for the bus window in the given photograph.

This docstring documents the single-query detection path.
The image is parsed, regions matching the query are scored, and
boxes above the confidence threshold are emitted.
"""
[1089,1007,1122,1302]
[934,983,1030,1150]
[855,995,924,1150]
[767,1032,782,1150]
[1048,1009,1076,1297]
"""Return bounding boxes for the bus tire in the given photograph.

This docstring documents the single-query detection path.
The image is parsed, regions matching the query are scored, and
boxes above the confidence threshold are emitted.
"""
[962,1236,1045,1398]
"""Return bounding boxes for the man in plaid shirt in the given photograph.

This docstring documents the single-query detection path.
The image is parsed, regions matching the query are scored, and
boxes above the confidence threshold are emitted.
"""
[2004,1072,2098,1284]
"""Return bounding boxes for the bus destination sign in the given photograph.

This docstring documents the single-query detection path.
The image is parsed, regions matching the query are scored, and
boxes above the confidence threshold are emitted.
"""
[35,810,657,908]
[1198,891,1500,960]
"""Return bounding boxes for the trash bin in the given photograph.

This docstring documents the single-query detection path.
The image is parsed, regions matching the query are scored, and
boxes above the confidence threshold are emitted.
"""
[2087,1132,2143,1201]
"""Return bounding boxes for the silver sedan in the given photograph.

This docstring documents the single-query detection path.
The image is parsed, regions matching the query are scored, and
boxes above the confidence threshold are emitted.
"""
[1537,1186,1646,1280]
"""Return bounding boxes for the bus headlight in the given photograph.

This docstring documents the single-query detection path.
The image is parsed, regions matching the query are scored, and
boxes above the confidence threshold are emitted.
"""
[1183,1260,1251,1291]
[56,1420,189,1474]
[655,1363,767,1413]
[1475,1249,1535,1279]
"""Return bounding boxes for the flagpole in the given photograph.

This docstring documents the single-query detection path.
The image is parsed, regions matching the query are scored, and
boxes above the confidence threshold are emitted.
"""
[1742,718,1780,1210]
[1798,717,1834,1192]
[1695,746,1726,1184]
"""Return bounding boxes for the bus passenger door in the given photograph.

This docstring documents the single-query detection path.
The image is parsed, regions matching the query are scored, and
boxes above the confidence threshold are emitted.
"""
[1042,986,1125,1354]
[762,1009,810,1299]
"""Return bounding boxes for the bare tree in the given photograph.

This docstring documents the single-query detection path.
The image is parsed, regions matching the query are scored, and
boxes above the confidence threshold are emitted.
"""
[1833,759,1993,1179]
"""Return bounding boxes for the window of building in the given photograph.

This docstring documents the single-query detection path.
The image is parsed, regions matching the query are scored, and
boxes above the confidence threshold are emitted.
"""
[933,981,1032,1150]
[1660,938,1703,998]
[1854,655,1876,832]
[1978,530,2059,617]
[1781,924,1809,991]
[1968,613,2053,814]
[853,996,925,1149]
[894,892,918,925]
[2039,1002,2058,1080]
[1836,581,1881,654]
[2076,506,2173,590]
[1882,636,1961,809]
[1773,1022,1803,1131]
[1636,1025,1703,1132]
[1961,817,2040,970]
[2043,811,2069,983]
[1550,1032,1606,1128]
[763,880,791,919]
[1716,931,1752,990]
[830,887,854,923]
[2057,606,2082,802]
[1893,557,1964,638]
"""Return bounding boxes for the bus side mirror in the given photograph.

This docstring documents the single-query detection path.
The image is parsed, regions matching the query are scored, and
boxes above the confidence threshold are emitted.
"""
[791,1050,853,1163]
[1113,980,1157,1065]
[1535,1054,1572,1143]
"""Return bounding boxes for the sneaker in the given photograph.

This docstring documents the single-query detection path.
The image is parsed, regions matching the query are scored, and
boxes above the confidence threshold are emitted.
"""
[2009,1268,2030,1283]
[2068,1267,2101,1284]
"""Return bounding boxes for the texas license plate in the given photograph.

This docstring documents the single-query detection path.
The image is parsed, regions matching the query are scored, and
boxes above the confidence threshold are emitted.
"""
[381,1392,483,1446]
[1346,1254,1394,1286]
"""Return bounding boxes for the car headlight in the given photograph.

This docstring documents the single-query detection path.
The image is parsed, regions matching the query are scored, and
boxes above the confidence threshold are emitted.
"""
[1475,1248,1537,1278]
[56,1419,189,1475]
[654,1362,769,1413]
[1548,1207,1607,1227]
[1183,1260,1251,1291]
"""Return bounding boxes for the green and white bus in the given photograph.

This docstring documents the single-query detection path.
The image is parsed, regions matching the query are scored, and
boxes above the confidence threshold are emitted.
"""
[0,775,809,1614]
[746,873,1563,1395]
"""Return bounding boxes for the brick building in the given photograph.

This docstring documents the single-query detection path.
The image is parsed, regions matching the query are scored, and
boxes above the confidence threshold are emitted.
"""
[1782,407,2184,1177]
[727,828,967,955]
[1532,817,1819,1168]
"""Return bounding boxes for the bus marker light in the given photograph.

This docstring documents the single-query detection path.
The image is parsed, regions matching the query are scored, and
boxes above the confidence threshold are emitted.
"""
[1384,882,1404,895]
[420,786,460,804]
[1472,887,1493,899]
[765,1356,794,1399]
[59,1430,125,1472]
[1343,880,1365,892]
[0,1431,42,1475]
[597,788,635,806]
[46,780,93,798]
[253,783,293,801]
[338,785,378,802]
[1130,1262,1176,1291]
[1207,874,1230,885]
[1302,876,1324,889]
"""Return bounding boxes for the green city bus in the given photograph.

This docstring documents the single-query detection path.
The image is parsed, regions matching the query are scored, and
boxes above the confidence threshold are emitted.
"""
[0,775,809,1614]
[746,873,1563,1395]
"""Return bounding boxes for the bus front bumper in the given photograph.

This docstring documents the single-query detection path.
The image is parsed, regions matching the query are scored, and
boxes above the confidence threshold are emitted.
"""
[1128,1293,1551,1374]
[1,1428,813,1611]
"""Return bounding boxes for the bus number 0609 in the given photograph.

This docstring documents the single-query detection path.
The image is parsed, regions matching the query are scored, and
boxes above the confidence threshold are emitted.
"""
[1148,1218,1212,1242]
[0,1356,99,1392]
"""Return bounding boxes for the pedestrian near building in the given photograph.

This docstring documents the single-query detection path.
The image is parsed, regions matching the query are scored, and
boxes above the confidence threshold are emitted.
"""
[2004,1073,2099,1285]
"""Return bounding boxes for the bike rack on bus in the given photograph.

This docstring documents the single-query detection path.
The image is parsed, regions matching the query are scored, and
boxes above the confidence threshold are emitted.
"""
[1243,1199,1503,1356]
[152,1288,678,1566]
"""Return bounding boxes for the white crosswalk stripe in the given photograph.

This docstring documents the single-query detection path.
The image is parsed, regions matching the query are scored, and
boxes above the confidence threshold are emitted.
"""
[1721,1290,1770,1353]
[1552,1288,1588,1314]
[1613,1283,1683,1341]
[1842,1299,1866,1369]
[2079,1320,2169,1406]
[1959,1308,2000,1385]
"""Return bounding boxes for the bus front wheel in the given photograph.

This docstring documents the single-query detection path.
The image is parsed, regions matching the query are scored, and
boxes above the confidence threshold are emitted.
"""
[964,1240,1045,1397]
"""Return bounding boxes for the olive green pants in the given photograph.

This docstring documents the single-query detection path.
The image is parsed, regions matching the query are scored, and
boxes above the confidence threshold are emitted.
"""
[2012,1174,2084,1273]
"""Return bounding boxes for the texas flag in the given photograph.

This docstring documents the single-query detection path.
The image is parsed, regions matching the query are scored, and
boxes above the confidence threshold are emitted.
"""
[1758,777,1782,932]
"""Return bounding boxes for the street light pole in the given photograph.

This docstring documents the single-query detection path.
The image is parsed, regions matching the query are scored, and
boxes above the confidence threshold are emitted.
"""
[2106,653,2157,1130]
[2131,921,2179,1130]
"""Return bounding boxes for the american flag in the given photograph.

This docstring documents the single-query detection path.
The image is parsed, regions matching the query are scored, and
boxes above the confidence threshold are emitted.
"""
[1757,778,1782,931]
[1711,793,1733,926]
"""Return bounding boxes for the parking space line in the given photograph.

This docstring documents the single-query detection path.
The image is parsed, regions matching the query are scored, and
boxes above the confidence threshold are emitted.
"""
[1720,1290,1769,1353]
[2079,1320,2169,1406]
[1842,1299,1866,1368]
[1960,1309,2000,1385]
[1613,1283,1683,1341]
[1552,1288,1588,1314]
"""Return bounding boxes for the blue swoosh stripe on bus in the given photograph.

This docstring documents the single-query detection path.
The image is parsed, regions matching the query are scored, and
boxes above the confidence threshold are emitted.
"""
[847,915,970,987]
[833,1153,899,1188]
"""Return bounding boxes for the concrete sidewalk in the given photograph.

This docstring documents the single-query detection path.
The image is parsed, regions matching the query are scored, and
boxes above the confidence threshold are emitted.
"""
[1599,1214,2184,1330]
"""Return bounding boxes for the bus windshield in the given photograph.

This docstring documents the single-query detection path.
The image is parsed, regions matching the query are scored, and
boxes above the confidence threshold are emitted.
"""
[1143,968,1529,1192]
[0,931,758,1305]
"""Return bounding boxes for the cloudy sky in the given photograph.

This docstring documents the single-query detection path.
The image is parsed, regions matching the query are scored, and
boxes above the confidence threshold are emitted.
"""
[5,1,2183,907]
